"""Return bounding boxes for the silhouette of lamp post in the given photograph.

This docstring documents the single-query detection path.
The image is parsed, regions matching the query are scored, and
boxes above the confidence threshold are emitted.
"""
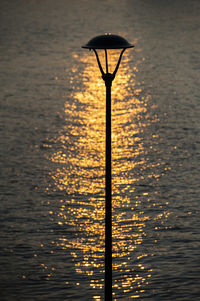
[82,34,134,300]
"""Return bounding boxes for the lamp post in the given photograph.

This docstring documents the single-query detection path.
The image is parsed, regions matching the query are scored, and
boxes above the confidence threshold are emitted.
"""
[82,34,134,300]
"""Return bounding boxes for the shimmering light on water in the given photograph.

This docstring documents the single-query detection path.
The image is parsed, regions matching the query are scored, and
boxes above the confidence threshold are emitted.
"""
[44,49,168,299]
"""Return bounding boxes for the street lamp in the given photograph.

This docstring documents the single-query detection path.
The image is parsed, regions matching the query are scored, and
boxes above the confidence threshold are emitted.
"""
[82,34,134,300]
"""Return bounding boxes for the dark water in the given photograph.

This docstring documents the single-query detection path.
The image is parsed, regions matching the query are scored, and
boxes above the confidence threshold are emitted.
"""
[0,0,200,300]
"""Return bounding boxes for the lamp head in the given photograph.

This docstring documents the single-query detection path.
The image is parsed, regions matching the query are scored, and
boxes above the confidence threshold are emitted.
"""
[82,34,134,50]
[82,34,134,81]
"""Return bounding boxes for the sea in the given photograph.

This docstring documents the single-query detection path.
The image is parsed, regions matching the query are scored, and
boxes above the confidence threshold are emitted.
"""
[0,0,200,300]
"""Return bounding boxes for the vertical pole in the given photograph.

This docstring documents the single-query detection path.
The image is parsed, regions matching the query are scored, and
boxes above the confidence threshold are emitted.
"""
[105,76,112,301]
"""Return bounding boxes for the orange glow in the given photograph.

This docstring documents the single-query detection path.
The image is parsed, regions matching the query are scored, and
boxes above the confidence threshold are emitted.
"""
[43,49,165,299]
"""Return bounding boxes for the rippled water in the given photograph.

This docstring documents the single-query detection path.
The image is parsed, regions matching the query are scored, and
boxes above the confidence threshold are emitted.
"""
[0,0,200,300]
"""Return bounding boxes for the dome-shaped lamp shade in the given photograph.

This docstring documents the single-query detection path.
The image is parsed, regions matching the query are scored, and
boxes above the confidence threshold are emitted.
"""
[82,34,134,50]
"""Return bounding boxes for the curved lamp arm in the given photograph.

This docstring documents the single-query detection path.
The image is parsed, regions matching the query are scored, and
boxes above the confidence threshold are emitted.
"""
[113,48,126,78]
[93,48,126,82]
[93,49,105,76]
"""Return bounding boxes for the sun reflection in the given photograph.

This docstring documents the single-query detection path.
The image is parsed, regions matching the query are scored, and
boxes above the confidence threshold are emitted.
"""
[42,48,170,299]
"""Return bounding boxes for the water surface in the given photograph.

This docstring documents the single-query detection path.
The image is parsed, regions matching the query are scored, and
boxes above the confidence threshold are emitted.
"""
[0,0,200,300]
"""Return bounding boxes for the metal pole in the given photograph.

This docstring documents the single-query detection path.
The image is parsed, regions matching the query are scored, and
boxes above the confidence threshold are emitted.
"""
[104,74,113,301]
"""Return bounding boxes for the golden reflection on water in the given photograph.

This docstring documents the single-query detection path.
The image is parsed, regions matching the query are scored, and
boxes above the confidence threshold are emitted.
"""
[47,49,159,299]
